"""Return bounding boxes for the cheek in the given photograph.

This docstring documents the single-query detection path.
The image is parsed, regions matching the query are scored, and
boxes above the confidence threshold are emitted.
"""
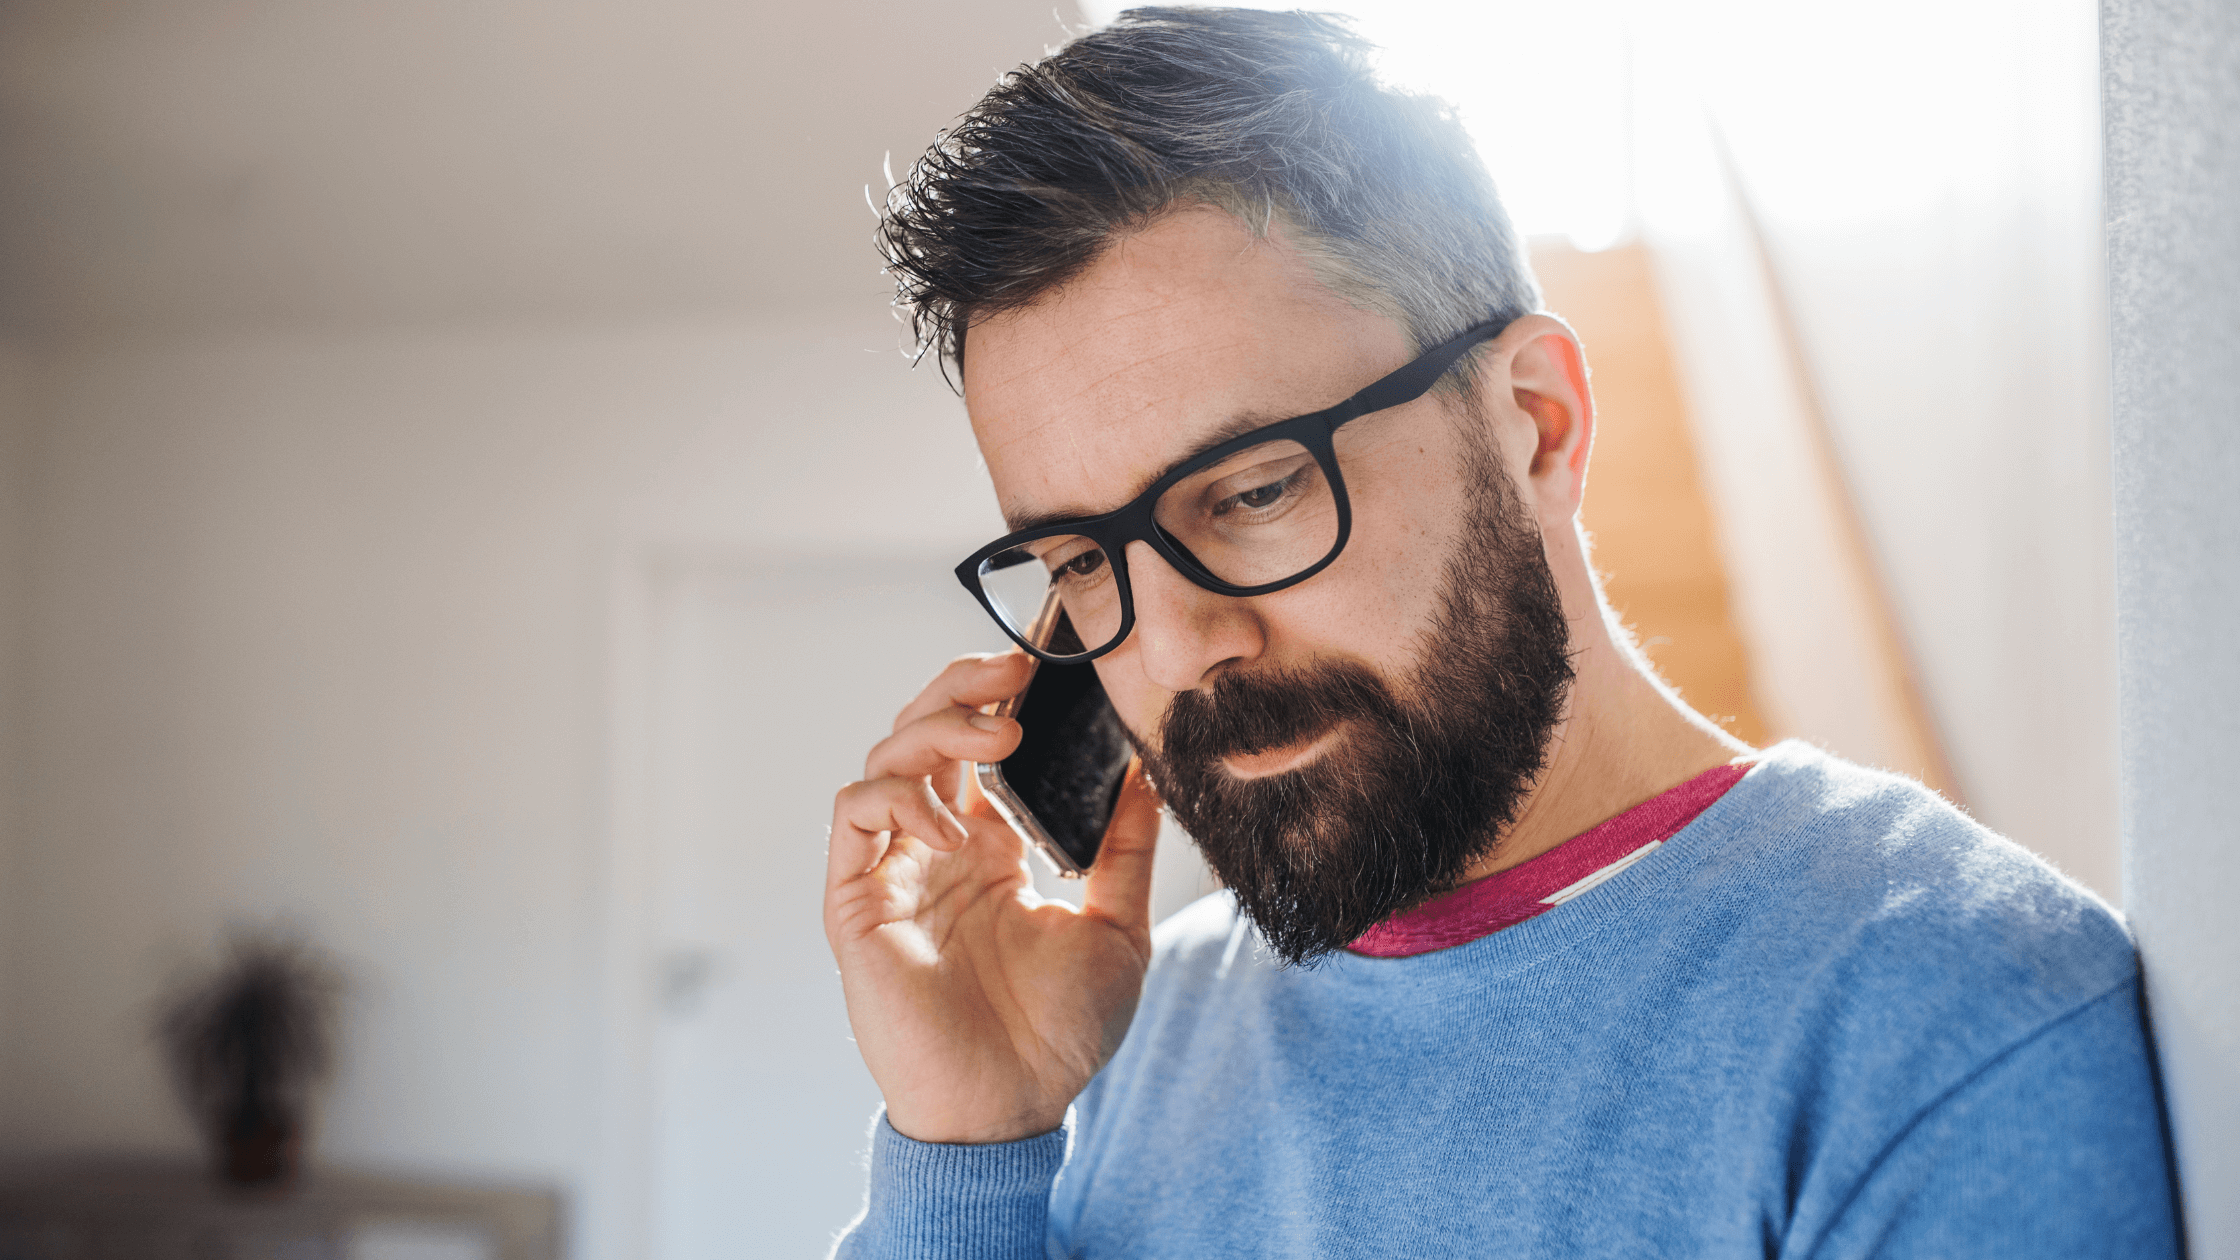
[1149,469,1457,692]
[1268,442,1463,645]
[1096,655,1174,751]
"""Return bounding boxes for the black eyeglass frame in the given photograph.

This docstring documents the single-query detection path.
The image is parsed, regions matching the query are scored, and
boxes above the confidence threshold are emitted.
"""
[955,317,1512,664]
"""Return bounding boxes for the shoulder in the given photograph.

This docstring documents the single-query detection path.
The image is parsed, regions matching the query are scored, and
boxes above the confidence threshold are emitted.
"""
[1691,742,2138,1041]
[1695,747,2173,1250]
[1125,891,1264,1025]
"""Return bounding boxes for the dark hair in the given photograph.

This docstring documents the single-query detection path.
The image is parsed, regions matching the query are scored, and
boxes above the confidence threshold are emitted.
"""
[876,6,1541,379]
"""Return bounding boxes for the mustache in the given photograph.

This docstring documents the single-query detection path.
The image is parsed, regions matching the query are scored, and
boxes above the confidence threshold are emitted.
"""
[1157,660,1400,766]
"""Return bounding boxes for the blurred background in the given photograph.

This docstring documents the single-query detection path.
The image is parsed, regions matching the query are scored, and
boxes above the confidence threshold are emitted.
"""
[0,0,2113,1256]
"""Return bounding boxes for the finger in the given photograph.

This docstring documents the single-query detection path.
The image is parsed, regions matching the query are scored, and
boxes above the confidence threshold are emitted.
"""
[929,739,998,811]
[890,652,1035,736]
[865,706,1021,783]
[955,754,1001,821]
[824,798,890,899]
[826,778,970,893]
[1082,758,1163,937]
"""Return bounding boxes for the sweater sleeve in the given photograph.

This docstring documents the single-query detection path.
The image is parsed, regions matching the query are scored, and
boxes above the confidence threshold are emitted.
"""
[832,1113,1067,1260]
[1813,979,2182,1258]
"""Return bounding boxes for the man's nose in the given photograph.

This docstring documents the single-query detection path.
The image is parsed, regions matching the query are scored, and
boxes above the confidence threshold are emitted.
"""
[1122,539,1265,693]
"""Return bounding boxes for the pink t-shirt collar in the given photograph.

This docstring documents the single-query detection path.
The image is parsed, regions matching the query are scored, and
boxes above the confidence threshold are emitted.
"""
[1348,761,1751,959]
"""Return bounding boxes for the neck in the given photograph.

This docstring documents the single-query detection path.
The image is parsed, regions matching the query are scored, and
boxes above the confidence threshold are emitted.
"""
[1463,574,1751,883]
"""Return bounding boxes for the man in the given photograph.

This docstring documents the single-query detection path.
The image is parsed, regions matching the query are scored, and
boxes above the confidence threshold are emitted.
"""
[823,8,2179,1255]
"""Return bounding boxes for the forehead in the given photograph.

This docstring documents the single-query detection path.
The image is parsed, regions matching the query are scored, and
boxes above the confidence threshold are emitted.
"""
[961,206,1410,529]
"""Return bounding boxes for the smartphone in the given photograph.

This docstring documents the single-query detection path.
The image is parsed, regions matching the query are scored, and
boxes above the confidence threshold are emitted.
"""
[974,592,1134,878]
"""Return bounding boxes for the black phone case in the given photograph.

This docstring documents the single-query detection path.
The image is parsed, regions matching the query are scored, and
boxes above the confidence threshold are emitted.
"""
[996,658,1133,872]
[974,603,1135,877]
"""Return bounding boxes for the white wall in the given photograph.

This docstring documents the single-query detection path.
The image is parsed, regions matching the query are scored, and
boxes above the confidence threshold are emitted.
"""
[2105,0,2240,1249]
[4,309,1001,1247]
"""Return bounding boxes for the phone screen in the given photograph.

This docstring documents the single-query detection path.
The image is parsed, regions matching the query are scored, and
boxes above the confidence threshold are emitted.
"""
[983,611,1134,875]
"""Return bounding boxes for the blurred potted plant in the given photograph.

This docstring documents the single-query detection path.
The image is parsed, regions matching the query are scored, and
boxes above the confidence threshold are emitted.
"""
[157,931,343,1190]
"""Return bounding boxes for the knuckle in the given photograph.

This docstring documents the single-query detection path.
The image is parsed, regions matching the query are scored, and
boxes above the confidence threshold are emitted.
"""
[864,775,918,802]
[832,782,872,819]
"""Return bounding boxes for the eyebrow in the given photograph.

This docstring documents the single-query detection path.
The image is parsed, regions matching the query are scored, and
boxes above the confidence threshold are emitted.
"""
[999,407,1296,534]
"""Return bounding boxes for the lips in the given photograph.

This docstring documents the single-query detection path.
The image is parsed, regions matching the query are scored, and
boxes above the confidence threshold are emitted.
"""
[1220,723,1344,779]
[1161,664,1386,773]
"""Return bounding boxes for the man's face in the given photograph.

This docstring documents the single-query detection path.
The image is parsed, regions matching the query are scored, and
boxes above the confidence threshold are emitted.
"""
[964,206,1574,962]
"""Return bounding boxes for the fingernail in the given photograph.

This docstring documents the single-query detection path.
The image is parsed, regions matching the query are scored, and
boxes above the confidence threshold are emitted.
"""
[967,713,1006,732]
[937,805,968,843]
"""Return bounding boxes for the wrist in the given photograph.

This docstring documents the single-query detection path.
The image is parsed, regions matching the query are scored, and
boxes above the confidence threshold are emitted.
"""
[885,1103,1067,1146]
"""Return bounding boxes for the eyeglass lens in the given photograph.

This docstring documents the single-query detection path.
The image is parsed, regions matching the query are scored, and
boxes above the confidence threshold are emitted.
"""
[976,436,1340,659]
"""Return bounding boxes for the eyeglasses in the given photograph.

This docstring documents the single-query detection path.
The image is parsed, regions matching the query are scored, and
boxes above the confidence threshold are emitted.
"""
[955,318,1510,664]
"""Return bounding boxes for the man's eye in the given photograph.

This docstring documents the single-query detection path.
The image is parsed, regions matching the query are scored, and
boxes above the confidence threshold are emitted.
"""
[1237,482,1286,510]
[1056,548,1107,579]
[1215,473,1295,516]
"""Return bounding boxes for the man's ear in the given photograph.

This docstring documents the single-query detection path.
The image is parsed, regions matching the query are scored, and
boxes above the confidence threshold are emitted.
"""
[1488,315,1594,515]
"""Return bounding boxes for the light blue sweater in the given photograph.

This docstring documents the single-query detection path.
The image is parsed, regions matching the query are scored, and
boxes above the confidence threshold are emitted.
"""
[839,744,2180,1257]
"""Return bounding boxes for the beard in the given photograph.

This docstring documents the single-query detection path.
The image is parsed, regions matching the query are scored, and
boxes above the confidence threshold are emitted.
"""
[1134,427,1576,966]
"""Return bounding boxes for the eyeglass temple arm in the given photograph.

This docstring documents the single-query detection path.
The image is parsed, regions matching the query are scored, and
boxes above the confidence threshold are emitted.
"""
[1322,319,1510,432]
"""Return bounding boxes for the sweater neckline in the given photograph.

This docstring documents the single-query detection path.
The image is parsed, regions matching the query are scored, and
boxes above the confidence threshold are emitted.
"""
[1346,761,1751,958]
[1304,745,1797,993]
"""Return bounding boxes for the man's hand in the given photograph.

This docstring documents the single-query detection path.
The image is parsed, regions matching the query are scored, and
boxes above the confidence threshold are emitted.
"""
[824,652,1163,1145]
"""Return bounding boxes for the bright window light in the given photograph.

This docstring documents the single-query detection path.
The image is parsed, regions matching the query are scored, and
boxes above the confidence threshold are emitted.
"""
[1074,0,1635,250]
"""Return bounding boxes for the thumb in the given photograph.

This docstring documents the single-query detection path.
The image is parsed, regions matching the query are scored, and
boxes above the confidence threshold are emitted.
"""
[1082,757,1162,937]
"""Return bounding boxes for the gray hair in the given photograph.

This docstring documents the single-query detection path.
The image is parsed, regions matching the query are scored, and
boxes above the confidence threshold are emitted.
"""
[876,6,1542,383]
